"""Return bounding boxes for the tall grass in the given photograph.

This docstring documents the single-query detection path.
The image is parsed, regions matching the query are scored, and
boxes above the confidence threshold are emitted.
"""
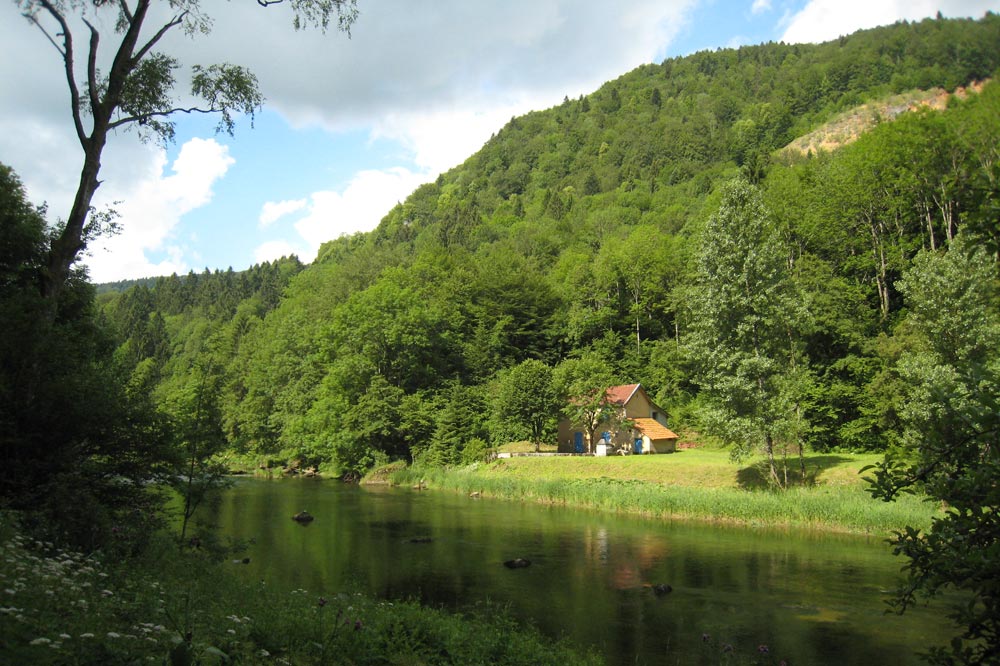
[389,459,935,535]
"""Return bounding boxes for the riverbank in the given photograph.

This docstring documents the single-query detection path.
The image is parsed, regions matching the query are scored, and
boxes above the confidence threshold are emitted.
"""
[380,448,936,535]
[0,514,599,666]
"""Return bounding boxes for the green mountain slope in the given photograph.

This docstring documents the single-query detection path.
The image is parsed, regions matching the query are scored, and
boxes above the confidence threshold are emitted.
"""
[100,13,1000,476]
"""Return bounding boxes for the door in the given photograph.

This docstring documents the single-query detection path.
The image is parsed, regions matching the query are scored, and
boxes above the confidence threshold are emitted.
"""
[574,432,584,453]
[634,438,643,454]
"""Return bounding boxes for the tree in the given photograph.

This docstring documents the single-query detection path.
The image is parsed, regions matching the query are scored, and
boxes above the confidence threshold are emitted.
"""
[490,360,559,452]
[16,0,358,296]
[552,354,619,455]
[687,178,805,486]
[0,162,170,550]
[864,235,1000,665]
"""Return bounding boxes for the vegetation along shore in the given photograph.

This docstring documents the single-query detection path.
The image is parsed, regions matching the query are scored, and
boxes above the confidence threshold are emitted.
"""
[2,6,998,664]
[376,445,937,536]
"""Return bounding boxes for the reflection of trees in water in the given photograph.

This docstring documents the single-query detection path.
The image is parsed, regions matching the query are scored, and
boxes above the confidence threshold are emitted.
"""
[204,481,949,666]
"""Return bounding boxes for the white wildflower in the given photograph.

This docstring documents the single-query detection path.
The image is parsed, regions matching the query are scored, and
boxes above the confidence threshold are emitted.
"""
[30,637,51,645]
[106,632,121,639]
[80,633,95,639]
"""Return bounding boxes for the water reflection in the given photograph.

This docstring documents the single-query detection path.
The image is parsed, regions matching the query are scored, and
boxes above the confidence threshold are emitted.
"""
[198,479,950,666]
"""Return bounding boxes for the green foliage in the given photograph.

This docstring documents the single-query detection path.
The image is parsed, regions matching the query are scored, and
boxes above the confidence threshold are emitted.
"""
[94,18,1000,487]
[864,236,1000,665]
[687,178,804,485]
[490,360,559,451]
[0,163,170,552]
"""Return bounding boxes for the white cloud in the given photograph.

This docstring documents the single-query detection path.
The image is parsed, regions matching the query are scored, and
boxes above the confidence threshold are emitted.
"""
[254,239,301,264]
[292,167,428,260]
[781,0,999,43]
[174,0,699,175]
[85,138,235,282]
[259,198,308,228]
[752,0,772,15]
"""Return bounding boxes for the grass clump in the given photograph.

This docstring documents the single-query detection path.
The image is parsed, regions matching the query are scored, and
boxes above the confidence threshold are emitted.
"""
[0,514,599,666]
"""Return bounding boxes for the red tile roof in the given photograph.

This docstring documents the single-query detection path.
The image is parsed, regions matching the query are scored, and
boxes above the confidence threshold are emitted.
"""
[604,383,640,406]
[632,418,679,441]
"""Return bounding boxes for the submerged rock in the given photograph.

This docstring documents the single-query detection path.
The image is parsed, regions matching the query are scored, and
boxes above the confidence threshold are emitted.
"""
[292,511,314,524]
[503,558,531,569]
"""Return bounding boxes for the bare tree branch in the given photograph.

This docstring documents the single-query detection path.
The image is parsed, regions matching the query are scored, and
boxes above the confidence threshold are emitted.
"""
[35,0,87,146]
[82,18,100,115]
[24,13,64,56]
[107,105,218,130]
[132,11,187,66]
[118,0,134,26]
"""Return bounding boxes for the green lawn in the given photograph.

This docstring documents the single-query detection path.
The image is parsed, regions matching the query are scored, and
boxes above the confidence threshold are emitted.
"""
[489,446,881,489]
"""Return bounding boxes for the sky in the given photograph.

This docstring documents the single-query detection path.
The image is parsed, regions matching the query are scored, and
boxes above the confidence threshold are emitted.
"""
[1,0,998,282]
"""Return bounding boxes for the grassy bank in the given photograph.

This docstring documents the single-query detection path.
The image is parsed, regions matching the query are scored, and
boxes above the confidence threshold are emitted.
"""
[0,515,599,666]
[384,448,936,535]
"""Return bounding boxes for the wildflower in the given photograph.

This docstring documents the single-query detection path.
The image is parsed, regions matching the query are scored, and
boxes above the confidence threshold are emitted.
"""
[318,596,328,607]
[80,633,95,639]
[758,645,769,654]
[722,644,734,653]
[59,633,71,640]
[354,620,362,631]
[227,629,236,635]
[101,589,114,597]
[702,633,710,642]
[258,649,271,657]
[107,632,121,639]
[30,637,51,646]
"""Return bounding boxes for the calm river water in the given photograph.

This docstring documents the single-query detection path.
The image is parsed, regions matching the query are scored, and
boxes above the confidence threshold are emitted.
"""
[199,478,951,665]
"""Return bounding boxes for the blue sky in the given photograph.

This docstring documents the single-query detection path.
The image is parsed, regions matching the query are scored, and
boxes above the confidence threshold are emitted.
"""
[2,0,998,282]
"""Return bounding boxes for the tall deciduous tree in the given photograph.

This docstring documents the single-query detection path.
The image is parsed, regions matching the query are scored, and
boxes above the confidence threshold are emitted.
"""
[16,0,357,295]
[490,360,559,452]
[688,178,804,486]
[864,235,1000,665]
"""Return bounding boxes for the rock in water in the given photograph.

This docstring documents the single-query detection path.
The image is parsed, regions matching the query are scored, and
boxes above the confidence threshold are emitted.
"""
[292,511,314,524]
[503,558,531,569]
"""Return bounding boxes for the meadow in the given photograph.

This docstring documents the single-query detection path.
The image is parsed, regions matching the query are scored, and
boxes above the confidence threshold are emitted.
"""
[385,446,936,535]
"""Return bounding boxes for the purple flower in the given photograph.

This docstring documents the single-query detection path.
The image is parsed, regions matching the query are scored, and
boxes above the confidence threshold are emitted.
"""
[354,620,362,631]
[758,645,769,654]
[317,597,327,607]
[701,633,711,643]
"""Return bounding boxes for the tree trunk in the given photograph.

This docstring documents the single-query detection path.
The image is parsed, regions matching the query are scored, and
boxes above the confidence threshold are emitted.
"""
[44,143,104,296]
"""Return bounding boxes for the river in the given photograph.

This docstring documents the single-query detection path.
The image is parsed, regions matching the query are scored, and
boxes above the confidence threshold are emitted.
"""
[198,478,951,665]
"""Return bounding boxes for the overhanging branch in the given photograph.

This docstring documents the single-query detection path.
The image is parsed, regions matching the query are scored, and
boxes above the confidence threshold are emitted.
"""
[107,105,219,130]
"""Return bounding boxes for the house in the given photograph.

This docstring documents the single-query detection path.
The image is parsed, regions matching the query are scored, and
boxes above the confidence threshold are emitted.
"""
[557,383,679,455]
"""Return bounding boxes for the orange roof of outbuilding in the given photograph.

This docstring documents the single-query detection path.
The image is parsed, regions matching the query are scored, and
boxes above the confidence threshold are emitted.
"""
[632,418,679,441]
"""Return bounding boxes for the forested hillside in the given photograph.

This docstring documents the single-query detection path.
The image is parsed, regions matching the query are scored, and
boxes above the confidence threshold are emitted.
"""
[97,14,1000,478]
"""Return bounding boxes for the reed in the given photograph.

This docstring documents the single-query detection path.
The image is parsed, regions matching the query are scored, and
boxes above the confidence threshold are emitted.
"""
[387,452,936,535]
